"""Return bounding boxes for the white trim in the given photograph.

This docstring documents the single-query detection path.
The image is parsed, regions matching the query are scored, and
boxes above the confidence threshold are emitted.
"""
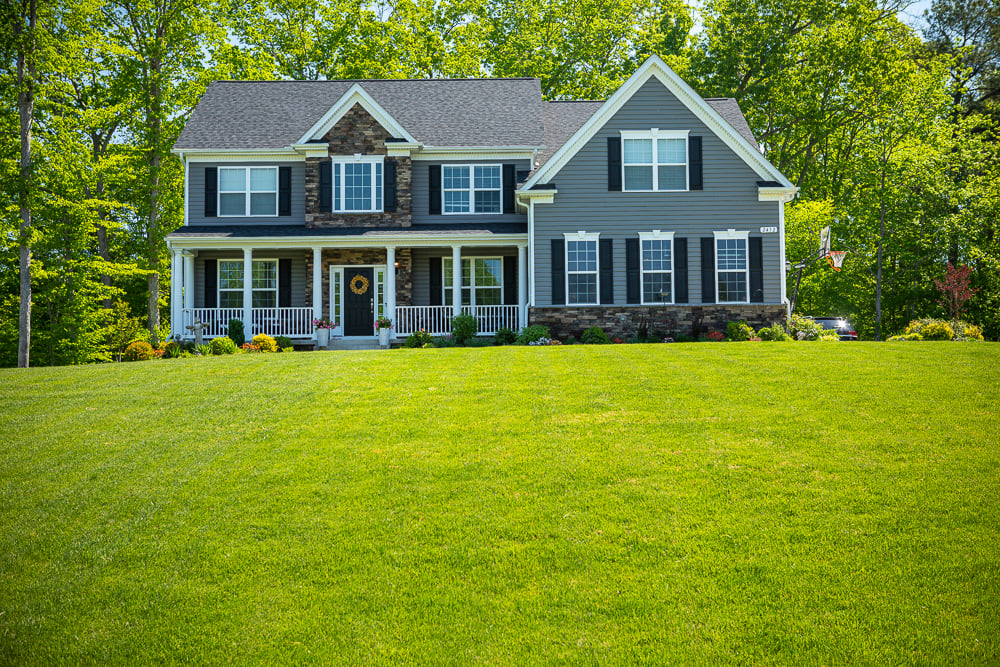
[218,257,280,310]
[329,156,384,213]
[778,202,788,306]
[329,263,385,338]
[385,141,422,157]
[173,149,306,162]
[621,130,690,192]
[217,166,279,218]
[443,255,505,307]
[442,164,503,216]
[523,55,793,190]
[298,84,417,144]
[528,201,536,307]
[181,153,188,226]
[758,185,799,202]
[516,189,556,205]
[713,229,750,304]
[637,231,676,305]
[563,231,601,306]
[413,148,537,161]
[167,233,528,251]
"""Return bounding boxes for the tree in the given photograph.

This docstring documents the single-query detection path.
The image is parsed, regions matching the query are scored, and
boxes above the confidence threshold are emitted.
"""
[935,263,978,328]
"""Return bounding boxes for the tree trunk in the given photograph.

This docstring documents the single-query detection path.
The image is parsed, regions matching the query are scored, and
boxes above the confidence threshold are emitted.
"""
[16,0,37,369]
[146,56,162,343]
[875,169,886,342]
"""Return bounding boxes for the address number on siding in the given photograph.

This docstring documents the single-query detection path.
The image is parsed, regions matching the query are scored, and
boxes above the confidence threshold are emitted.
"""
[759,226,778,233]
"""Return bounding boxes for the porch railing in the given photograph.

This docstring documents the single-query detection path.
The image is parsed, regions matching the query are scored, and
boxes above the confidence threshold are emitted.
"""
[182,307,314,339]
[395,305,519,336]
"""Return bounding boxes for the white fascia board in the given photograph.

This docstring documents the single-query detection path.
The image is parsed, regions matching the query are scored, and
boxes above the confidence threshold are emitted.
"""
[291,143,331,158]
[523,55,794,190]
[758,186,799,202]
[385,141,423,157]
[297,84,418,144]
[515,189,557,205]
[172,148,305,162]
[412,147,539,161]
[166,233,529,251]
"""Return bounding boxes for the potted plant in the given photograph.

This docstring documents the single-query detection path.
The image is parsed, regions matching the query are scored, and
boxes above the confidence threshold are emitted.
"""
[374,315,393,347]
[313,317,336,348]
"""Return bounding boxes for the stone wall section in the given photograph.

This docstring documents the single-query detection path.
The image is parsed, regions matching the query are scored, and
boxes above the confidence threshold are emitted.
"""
[304,103,412,228]
[303,248,413,320]
[528,305,787,340]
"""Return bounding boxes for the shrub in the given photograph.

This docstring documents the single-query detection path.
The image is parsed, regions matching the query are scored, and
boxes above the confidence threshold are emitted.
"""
[124,340,155,362]
[495,327,517,346]
[564,336,578,345]
[275,336,293,349]
[210,337,237,355]
[958,324,984,341]
[158,340,182,359]
[904,318,954,341]
[757,325,790,341]
[789,314,824,341]
[706,330,725,342]
[819,329,840,341]
[528,337,551,346]
[581,326,610,344]
[196,344,213,356]
[466,336,494,347]
[251,334,278,352]
[404,330,434,348]
[227,319,245,347]
[450,313,479,344]
[282,347,295,353]
[516,325,549,345]
[432,335,456,348]
[726,320,755,342]
[888,333,923,341]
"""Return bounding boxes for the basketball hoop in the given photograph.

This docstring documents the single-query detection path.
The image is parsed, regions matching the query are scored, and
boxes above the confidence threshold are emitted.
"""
[827,250,847,271]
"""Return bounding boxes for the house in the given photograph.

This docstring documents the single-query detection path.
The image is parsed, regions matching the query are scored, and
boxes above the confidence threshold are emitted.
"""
[167,55,798,345]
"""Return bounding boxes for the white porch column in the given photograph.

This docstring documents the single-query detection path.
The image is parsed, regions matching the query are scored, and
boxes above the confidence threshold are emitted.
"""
[312,247,322,341]
[242,247,253,338]
[451,244,462,317]
[170,249,181,338]
[385,246,396,332]
[182,251,195,311]
[518,244,528,329]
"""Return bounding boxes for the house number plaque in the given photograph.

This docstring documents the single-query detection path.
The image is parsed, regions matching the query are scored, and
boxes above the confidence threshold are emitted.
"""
[759,226,778,233]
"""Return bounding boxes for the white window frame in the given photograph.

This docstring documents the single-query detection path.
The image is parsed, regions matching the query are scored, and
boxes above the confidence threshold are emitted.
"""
[331,155,384,213]
[441,164,503,215]
[442,256,505,306]
[217,259,279,308]
[714,229,750,304]
[329,264,386,338]
[218,166,279,217]
[564,231,600,306]
[621,129,689,192]
[638,230,675,305]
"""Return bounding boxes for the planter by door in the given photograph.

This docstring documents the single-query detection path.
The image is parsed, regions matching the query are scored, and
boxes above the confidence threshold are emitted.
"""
[378,328,389,347]
[344,268,375,336]
[316,328,330,347]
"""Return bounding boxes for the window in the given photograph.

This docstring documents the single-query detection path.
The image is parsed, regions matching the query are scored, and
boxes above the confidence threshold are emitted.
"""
[639,231,674,304]
[443,257,503,305]
[621,130,688,191]
[217,259,278,308]
[565,232,599,305]
[715,231,749,303]
[218,167,278,216]
[442,165,501,214]
[332,157,383,212]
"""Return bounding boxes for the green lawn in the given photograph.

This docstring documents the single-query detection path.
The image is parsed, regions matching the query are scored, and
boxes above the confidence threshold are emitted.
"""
[2,343,998,663]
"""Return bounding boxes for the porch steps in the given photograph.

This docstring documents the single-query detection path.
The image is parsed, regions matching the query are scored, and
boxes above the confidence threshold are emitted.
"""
[310,338,384,351]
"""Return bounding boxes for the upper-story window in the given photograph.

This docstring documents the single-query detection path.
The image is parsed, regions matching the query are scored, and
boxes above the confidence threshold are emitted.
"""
[639,231,675,304]
[443,165,502,214]
[715,230,749,303]
[219,167,278,216]
[332,156,383,212]
[621,130,688,192]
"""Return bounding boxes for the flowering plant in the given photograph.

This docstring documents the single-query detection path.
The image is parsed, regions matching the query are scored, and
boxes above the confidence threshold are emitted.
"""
[313,317,337,330]
[374,316,393,330]
[663,336,675,343]
[706,330,725,342]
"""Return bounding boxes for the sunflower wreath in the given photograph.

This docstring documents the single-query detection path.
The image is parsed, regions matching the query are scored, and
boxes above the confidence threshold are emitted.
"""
[349,274,370,295]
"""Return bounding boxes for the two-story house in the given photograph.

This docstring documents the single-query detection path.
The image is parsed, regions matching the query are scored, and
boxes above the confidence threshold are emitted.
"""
[167,56,798,345]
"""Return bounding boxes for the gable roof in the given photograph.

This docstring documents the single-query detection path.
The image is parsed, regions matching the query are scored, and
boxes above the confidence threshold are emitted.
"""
[174,78,545,150]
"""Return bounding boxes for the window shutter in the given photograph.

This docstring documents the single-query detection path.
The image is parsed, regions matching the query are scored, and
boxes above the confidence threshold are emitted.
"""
[204,259,217,308]
[318,161,332,212]
[429,257,442,305]
[551,239,565,305]
[607,137,622,191]
[600,238,614,304]
[503,255,517,305]
[689,136,703,191]
[626,238,640,304]
[278,259,292,307]
[278,166,292,216]
[503,164,516,214]
[204,167,217,217]
[700,237,715,303]
[384,160,397,212]
[749,237,764,303]
[674,238,688,303]
[429,165,442,215]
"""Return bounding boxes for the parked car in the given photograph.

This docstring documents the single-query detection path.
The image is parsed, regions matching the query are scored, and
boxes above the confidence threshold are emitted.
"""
[811,316,859,341]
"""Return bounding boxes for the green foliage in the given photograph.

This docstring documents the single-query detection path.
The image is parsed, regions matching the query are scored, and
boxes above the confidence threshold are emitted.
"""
[580,326,609,344]
[819,329,841,341]
[450,313,479,344]
[196,344,213,356]
[432,335,457,348]
[887,333,924,341]
[515,325,549,345]
[282,347,294,353]
[495,327,517,346]
[904,319,955,341]
[404,330,435,348]
[757,325,791,341]
[210,337,237,355]
[725,320,755,341]
[227,320,245,348]
[564,336,578,345]
[274,336,293,349]
[123,340,155,362]
[789,314,825,341]
[159,340,182,359]
[465,336,494,347]
[251,334,278,352]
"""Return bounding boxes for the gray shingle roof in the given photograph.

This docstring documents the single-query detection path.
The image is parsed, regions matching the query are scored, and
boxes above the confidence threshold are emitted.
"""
[174,78,544,150]
[537,101,604,168]
[705,98,760,151]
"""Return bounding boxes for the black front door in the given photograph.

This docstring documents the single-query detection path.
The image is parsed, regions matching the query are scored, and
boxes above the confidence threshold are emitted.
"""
[344,268,374,336]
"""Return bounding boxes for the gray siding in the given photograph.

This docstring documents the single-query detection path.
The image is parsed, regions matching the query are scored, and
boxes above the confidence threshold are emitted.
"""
[532,78,783,306]
[411,246,518,305]
[412,159,530,225]
[194,250,307,308]
[187,161,306,226]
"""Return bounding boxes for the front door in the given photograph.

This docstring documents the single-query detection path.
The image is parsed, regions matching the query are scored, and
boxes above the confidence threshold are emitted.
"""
[344,268,374,336]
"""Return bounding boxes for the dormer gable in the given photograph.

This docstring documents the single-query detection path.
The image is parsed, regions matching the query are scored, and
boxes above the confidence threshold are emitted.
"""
[299,83,417,145]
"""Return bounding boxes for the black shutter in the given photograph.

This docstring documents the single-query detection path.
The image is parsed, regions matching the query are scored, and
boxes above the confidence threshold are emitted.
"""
[551,239,565,305]
[318,161,332,212]
[429,165,442,215]
[600,239,614,304]
[204,259,217,308]
[749,237,764,303]
[384,160,397,212]
[278,258,292,307]
[674,237,688,303]
[503,164,515,214]
[205,167,217,217]
[607,137,622,191]
[689,136,703,191]
[278,166,292,216]
[503,255,517,305]
[626,238,640,304]
[429,257,442,305]
[701,237,715,303]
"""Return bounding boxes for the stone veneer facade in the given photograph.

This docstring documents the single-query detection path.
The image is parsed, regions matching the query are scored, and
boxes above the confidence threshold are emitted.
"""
[304,249,413,321]
[528,305,787,340]
[304,103,412,228]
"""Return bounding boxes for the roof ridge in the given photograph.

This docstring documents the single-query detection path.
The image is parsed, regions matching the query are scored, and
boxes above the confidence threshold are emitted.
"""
[546,99,605,104]
[213,77,542,84]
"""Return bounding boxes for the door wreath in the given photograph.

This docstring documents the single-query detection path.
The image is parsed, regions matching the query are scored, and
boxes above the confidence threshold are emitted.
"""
[349,274,370,295]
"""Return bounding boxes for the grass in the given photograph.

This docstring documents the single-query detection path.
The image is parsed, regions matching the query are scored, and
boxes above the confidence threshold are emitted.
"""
[1,342,998,663]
